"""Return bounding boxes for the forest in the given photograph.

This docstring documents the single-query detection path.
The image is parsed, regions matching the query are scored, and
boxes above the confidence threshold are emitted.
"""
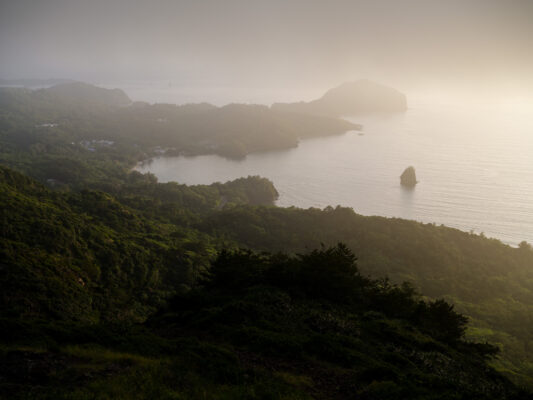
[1,83,533,398]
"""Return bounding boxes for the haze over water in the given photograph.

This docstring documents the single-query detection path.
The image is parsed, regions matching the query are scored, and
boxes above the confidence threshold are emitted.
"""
[4,0,532,247]
[136,92,533,247]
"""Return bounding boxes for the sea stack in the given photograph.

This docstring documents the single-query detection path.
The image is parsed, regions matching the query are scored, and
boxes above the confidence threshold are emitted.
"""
[400,166,418,187]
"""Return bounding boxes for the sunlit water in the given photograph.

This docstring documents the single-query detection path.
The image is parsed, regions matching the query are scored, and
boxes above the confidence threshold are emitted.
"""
[135,96,533,246]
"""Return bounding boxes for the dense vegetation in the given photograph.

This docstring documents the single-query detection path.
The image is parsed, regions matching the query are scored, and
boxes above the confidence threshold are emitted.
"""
[0,83,359,162]
[0,165,277,322]
[1,238,529,399]
[1,82,533,397]
[198,205,533,384]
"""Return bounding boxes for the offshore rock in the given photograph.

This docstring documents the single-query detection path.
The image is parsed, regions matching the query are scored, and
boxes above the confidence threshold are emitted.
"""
[401,166,418,187]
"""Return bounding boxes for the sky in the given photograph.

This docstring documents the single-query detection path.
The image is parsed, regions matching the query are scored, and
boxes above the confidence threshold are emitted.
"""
[1,0,532,98]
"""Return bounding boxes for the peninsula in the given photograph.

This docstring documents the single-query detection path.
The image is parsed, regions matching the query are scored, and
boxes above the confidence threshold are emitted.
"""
[272,79,407,117]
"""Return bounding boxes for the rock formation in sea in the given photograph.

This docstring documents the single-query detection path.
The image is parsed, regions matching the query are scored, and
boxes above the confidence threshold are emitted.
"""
[400,166,418,187]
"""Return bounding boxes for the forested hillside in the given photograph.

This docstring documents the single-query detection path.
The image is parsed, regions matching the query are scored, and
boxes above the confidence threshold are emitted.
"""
[0,166,277,322]
[198,206,533,385]
[1,189,529,398]
[1,83,533,396]
[0,83,359,161]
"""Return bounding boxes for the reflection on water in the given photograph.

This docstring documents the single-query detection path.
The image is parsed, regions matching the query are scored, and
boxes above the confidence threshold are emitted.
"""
[400,185,415,207]
[136,100,533,246]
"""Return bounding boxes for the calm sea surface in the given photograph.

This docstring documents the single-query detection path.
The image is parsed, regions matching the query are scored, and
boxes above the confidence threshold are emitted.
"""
[134,95,533,246]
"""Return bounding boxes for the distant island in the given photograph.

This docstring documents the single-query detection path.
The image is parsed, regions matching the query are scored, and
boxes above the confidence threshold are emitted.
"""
[0,78,75,88]
[272,79,407,117]
[0,81,131,116]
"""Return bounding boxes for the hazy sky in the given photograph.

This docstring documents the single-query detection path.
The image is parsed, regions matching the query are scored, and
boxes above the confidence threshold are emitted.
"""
[1,0,532,96]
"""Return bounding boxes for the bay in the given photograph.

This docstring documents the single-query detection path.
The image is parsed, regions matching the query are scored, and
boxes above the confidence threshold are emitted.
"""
[136,97,533,246]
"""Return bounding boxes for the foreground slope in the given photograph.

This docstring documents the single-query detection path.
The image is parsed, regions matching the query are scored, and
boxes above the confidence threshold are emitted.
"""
[1,238,529,399]
[198,206,533,386]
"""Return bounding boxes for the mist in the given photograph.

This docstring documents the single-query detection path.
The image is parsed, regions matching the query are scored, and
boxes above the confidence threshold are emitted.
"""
[1,0,532,100]
[4,0,533,395]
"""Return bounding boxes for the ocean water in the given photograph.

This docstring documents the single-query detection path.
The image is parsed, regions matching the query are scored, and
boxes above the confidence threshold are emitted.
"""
[135,95,533,246]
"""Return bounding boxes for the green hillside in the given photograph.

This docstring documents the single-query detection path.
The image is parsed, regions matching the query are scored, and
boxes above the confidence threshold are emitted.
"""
[0,173,528,398]
[1,83,533,396]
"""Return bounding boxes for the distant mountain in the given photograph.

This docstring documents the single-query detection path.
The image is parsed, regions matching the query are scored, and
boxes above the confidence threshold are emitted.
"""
[44,82,131,107]
[0,78,75,87]
[0,82,131,120]
[272,79,407,117]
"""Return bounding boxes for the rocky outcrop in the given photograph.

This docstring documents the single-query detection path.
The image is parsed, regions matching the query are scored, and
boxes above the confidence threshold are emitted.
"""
[400,166,418,187]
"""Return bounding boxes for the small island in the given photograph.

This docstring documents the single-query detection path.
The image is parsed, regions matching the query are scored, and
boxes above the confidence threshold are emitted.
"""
[400,166,418,187]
